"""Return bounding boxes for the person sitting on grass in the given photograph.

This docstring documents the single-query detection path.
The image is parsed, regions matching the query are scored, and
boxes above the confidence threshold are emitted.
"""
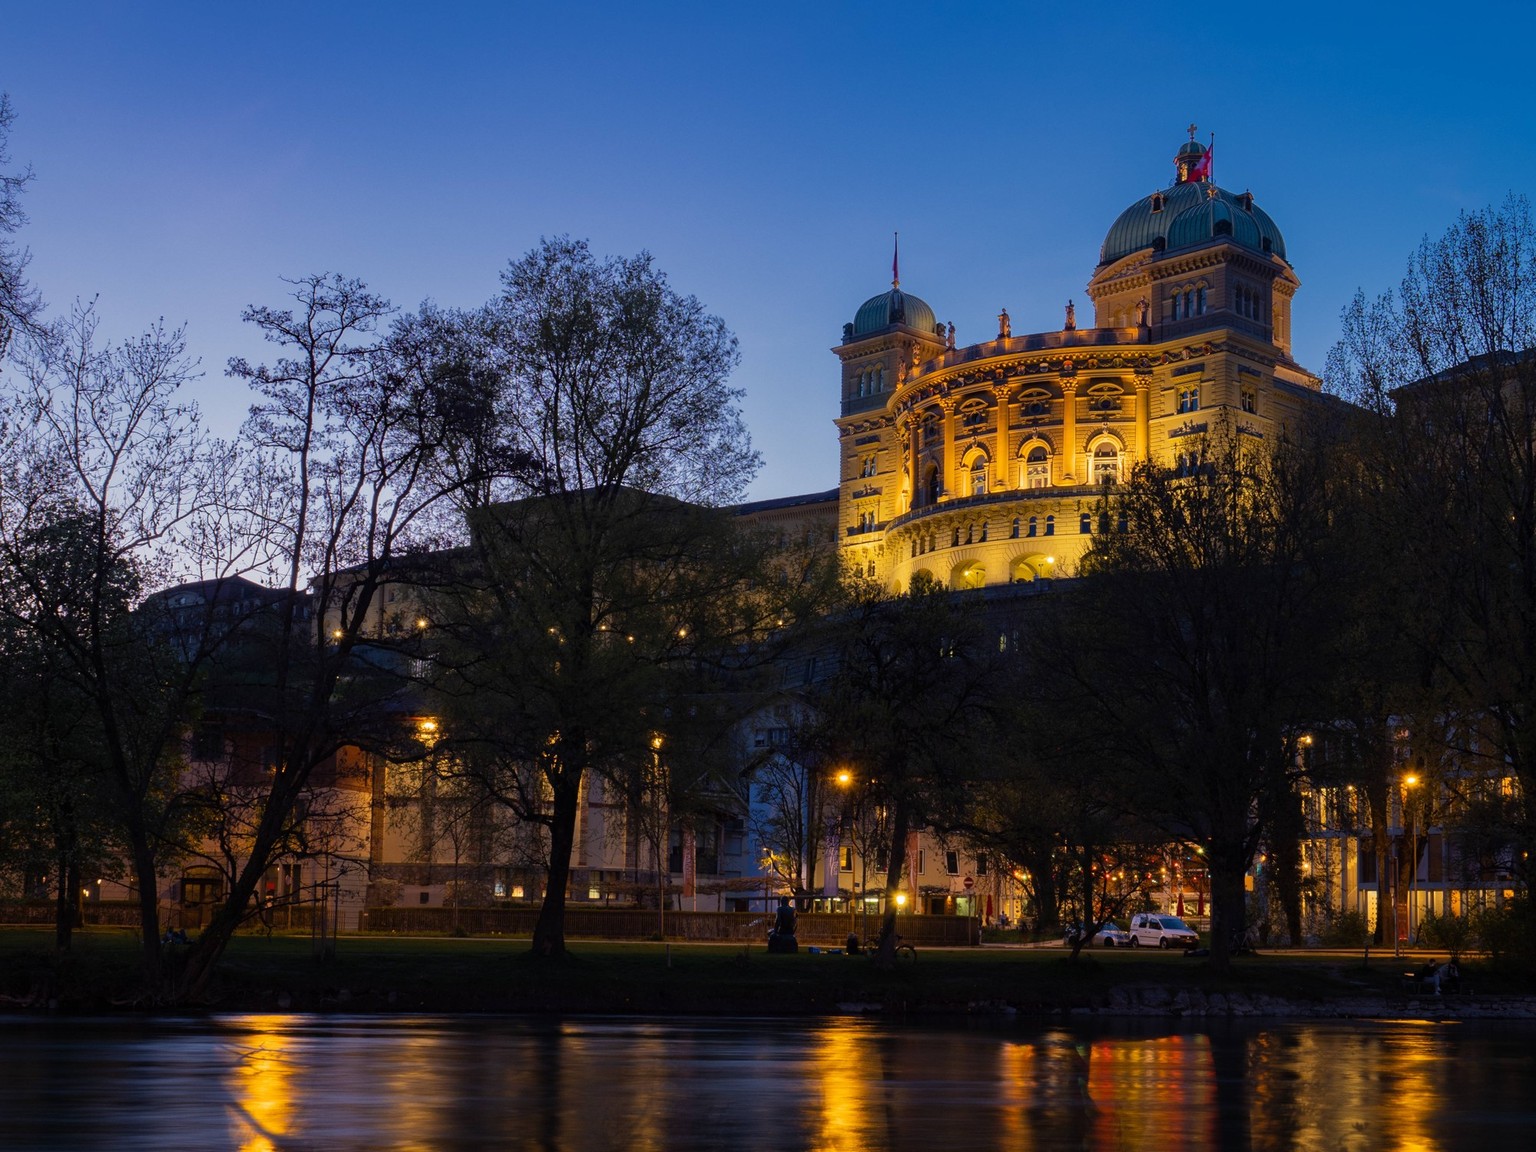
[768,896,798,953]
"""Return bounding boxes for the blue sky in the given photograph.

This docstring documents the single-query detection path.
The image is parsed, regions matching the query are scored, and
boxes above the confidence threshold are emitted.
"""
[7,1,1536,500]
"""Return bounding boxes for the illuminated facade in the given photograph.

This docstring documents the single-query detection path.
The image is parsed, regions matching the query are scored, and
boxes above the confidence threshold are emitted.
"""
[835,132,1329,589]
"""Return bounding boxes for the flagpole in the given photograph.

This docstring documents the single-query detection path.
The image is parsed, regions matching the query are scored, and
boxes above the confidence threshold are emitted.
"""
[1209,132,1215,185]
[892,231,900,289]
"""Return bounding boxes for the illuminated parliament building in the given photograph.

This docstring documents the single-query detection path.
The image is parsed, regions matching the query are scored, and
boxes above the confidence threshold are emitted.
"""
[823,132,1330,590]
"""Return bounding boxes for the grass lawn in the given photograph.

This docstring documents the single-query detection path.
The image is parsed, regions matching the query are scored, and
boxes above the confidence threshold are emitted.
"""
[1,928,1528,1016]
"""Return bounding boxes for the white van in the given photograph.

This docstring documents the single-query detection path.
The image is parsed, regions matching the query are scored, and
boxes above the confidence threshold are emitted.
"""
[1128,913,1200,949]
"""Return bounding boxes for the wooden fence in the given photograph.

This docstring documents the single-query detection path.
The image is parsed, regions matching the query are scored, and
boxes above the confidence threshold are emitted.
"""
[2,901,981,946]
[361,906,980,946]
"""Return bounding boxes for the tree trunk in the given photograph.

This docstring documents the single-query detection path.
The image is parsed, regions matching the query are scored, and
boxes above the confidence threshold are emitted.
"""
[1270,788,1305,945]
[122,810,165,993]
[871,797,911,968]
[53,820,76,951]
[532,772,581,958]
[1207,851,1249,972]
[1370,786,1394,946]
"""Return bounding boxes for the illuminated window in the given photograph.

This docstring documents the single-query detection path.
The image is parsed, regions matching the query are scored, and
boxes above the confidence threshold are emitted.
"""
[1093,442,1121,485]
[1025,446,1050,489]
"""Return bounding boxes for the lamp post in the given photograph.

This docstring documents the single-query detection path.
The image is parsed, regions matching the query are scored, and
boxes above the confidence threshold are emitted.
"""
[1404,774,1420,948]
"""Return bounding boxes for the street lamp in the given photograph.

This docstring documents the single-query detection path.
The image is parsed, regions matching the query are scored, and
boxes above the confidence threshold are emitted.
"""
[1404,774,1420,947]
[833,769,858,936]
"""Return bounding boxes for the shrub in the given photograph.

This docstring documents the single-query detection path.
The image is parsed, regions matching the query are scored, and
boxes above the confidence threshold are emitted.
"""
[1320,910,1371,949]
[1417,910,1475,958]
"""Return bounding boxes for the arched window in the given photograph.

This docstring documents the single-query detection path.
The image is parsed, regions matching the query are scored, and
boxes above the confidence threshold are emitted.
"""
[924,464,940,506]
[1093,442,1121,485]
[1011,517,1020,539]
[1196,286,1206,314]
[1025,445,1050,489]
[1044,515,1055,536]
[951,527,960,548]
[1026,516,1037,538]
[970,458,988,495]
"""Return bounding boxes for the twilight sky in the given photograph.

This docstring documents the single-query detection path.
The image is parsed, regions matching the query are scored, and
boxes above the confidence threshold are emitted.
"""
[6,1,1536,500]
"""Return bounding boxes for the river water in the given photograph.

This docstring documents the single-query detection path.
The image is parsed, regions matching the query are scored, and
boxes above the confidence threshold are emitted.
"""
[1,1014,1531,1150]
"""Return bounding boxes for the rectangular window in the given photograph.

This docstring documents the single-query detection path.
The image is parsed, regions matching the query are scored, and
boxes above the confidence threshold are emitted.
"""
[840,846,854,873]
[916,849,926,875]
[945,851,959,875]
[1241,388,1257,414]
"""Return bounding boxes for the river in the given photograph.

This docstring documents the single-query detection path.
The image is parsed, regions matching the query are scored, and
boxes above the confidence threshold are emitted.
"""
[1,1013,1531,1150]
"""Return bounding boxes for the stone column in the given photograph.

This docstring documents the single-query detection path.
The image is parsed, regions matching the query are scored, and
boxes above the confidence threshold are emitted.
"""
[1134,373,1152,462]
[1060,380,1079,483]
[993,382,1010,490]
[941,398,958,499]
[907,413,921,507]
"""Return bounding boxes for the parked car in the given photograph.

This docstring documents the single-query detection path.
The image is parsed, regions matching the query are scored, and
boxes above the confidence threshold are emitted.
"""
[1064,921,1132,948]
[1128,913,1200,949]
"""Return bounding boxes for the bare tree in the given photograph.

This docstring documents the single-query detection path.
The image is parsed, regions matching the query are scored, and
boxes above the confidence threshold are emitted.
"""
[175,274,463,995]
[1329,195,1536,905]
[0,93,42,358]
[0,302,244,989]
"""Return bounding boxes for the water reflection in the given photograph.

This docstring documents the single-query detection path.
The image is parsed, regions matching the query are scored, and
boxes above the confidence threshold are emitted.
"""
[0,1014,1531,1151]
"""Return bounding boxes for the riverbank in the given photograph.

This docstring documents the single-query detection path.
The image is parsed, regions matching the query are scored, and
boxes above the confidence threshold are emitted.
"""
[4,929,1534,1020]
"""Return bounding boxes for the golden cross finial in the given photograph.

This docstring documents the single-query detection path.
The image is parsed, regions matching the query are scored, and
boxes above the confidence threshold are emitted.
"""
[1187,123,1198,141]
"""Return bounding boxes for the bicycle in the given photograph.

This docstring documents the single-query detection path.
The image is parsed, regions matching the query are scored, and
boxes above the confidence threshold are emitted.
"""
[862,935,916,962]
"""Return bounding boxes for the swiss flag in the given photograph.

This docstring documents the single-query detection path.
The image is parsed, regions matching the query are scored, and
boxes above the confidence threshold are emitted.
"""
[1189,145,1213,182]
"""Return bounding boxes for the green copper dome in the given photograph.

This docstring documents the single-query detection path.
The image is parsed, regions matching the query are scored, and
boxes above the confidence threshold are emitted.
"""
[1099,137,1287,266]
[851,287,937,337]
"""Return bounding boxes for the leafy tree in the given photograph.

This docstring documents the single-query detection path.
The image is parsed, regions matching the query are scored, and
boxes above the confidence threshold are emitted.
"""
[417,239,795,958]
[802,574,998,965]
[966,671,1163,956]
[1056,426,1344,968]
[0,586,124,949]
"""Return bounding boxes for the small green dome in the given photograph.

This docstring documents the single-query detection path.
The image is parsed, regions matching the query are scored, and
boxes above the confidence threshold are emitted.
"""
[852,287,937,337]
